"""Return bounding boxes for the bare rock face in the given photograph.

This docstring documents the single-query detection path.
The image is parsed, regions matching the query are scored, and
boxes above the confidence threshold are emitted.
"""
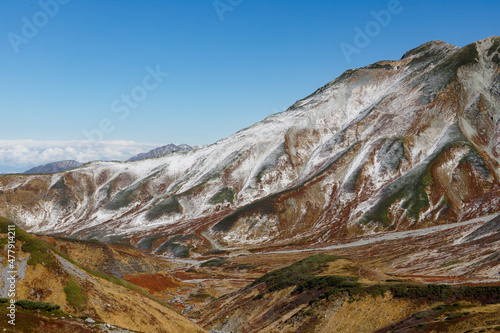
[1,37,500,252]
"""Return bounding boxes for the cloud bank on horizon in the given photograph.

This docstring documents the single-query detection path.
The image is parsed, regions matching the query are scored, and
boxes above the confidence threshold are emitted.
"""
[0,140,160,173]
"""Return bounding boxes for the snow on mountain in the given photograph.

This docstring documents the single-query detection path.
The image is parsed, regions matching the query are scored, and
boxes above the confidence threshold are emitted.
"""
[127,144,199,162]
[1,37,499,253]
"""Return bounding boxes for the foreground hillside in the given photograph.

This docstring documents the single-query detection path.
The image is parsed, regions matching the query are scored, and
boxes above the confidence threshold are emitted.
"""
[0,218,206,333]
[1,216,498,332]
[197,254,500,332]
[192,214,500,332]
[0,37,499,254]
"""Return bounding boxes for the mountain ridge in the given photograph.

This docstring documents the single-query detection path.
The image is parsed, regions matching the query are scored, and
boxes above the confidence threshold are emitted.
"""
[23,160,83,174]
[0,36,499,256]
[127,143,198,162]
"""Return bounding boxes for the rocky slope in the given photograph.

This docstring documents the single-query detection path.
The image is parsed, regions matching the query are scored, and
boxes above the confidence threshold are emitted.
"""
[0,218,206,332]
[0,37,499,255]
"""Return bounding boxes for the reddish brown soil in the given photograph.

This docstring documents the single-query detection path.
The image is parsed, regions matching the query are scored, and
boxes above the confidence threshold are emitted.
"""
[122,272,191,292]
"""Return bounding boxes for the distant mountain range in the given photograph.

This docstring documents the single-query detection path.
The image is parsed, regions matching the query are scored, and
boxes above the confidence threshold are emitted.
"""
[20,144,198,174]
[23,160,83,174]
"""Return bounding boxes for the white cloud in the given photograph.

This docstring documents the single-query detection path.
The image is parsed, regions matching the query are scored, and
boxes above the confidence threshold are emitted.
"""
[0,140,160,172]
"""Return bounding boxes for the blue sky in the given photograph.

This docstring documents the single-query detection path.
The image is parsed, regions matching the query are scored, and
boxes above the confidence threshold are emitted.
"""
[0,0,498,172]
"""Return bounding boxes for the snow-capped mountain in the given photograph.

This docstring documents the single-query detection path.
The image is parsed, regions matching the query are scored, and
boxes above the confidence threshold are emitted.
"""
[1,37,499,251]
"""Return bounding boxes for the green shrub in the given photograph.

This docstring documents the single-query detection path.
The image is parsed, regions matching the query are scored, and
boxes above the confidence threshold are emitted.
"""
[233,264,257,270]
[63,276,87,310]
[203,249,228,256]
[209,187,235,204]
[136,234,162,251]
[389,283,500,303]
[0,218,60,268]
[15,299,60,311]
[249,254,341,293]
[155,234,196,258]
[360,169,432,226]
[252,293,264,300]
[159,242,190,258]
[366,284,389,298]
[21,238,58,268]
[444,260,461,267]
[105,187,139,210]
[294,275,359,294]
[304,308,315,316]
[146,196,182,220]
[200,258,230,267]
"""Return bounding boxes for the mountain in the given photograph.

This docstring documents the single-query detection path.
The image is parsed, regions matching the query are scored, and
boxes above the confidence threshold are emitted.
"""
[2,37,500,333]
[1,37,499,253]
[127,144,197,162]
[23,160,83,174]
[19,144,198,175]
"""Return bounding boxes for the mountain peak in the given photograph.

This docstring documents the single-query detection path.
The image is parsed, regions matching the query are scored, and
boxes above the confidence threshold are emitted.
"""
[401,40,459,59]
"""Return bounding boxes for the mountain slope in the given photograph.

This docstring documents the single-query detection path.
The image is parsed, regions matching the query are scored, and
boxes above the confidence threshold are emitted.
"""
[23,160,83,174]
[0,37,499,253]
[196,252,500,333]
[0,218,206,332]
